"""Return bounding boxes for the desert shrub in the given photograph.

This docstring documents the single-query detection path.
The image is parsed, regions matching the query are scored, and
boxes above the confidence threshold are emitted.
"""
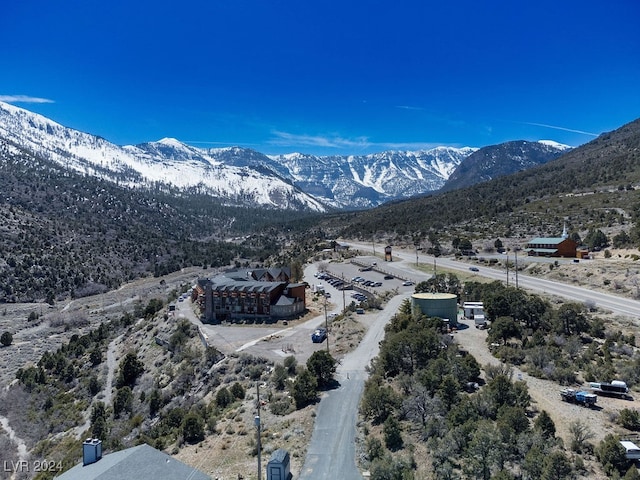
[269,396,293,415]
[551,367,577,386]
[230,382,245,399]
[618,409,640,431]
[495,346,525,365]
[271,364,288,390]
[215,387,234,409]
[1,331,13,346]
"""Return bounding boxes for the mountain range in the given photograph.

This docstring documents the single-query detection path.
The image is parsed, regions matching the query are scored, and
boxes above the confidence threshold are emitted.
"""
[335,116,640,242]
[0,101,570,210]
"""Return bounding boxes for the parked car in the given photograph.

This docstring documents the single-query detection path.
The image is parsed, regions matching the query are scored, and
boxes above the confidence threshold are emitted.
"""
[402,281,414,286]
[383,275,394,280]
[311,328,327,343]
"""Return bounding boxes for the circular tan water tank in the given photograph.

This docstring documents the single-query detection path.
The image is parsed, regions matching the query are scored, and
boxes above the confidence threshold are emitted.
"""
[411,292,458,325]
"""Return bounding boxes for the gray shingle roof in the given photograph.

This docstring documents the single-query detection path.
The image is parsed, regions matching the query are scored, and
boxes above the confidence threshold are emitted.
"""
[55,444,210,480]
[527,237,567,245]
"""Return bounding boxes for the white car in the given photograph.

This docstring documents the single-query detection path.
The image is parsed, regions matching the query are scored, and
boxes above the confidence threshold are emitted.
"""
[402,281,414,286]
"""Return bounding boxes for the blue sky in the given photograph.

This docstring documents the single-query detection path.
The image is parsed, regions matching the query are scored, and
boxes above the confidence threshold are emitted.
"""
[1,1,639,156]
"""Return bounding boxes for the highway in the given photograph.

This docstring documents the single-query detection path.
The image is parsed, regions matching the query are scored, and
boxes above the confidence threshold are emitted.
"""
[346,240,640,319]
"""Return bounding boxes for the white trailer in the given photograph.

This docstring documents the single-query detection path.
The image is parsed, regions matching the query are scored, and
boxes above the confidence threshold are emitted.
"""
[620,441,640,460]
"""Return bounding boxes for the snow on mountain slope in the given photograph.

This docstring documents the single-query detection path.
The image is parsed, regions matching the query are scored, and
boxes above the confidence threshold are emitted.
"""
[2,101,567,211]
[441,140,572,192]
[0,101,325,211]
[266,147,477,208]
[538,140,572,151]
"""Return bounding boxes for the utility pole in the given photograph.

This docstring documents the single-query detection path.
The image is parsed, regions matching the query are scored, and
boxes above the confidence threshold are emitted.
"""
[342,273,346,313]
[415,244,419,266]
[255,383,262,480]
[506,252,509,287]
[324,295,330,353]
[514,247,519,289]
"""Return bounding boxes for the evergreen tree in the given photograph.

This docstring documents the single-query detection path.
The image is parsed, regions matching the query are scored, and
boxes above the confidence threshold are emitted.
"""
[306,350,337,387]
[183,413,205,443]
[1,331,13,347]
[291,369,317,408]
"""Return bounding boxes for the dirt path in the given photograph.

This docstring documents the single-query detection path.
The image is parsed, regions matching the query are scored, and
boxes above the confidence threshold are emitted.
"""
[0,415,28,461]
[73,334,123,439]
[102,334,123,409]
[454,318,637,444]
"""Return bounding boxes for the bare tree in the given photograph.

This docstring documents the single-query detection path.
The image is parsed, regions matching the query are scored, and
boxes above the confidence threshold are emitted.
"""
[403,384,444,427]
[568,420,594,453]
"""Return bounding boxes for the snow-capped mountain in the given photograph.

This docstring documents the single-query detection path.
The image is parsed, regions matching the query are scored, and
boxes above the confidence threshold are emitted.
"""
[0,101,571,211]
[0,101,325,212]
[264,148,477,208]
[136,141,477,209]
[440,140,572,192]
[0,101,479,210]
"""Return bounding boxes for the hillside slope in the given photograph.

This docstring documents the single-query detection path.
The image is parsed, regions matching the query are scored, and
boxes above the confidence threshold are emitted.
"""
[441,140,571,192]
[0,140,315,302]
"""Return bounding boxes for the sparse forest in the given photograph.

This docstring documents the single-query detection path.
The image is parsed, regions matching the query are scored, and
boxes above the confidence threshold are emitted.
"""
[0,139,321,303]
[356,273,640,479]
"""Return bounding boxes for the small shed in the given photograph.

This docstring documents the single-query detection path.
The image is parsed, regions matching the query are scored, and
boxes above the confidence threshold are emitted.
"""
[267,449,292,480]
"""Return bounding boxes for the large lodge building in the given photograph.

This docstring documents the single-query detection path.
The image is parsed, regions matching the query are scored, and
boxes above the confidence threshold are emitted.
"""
[192,267,306,323]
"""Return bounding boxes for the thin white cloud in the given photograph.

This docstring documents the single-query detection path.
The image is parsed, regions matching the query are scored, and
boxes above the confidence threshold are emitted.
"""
[396,105,424,111]
[523,122,598,137]
[0,95,55,104]
[270,130,446,152]
[378,141,448,150]
[270,131,371,149]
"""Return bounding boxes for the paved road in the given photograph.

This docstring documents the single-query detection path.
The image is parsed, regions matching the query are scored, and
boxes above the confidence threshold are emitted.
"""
[298,294,409,480]
[346,241,640,320]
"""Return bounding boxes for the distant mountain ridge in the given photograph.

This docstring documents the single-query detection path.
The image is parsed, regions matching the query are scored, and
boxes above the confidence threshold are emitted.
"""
[0,102,325,212]
[441,140,572,192]
[0,101,571,210]
[334,116,640,240]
